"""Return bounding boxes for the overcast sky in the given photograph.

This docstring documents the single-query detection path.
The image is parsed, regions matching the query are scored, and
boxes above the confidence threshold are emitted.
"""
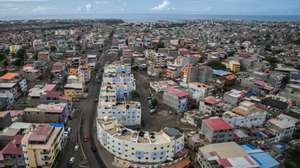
[0,0,299,16]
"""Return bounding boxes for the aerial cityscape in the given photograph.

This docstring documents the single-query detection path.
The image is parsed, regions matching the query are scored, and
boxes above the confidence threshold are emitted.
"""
[0,0,300,168]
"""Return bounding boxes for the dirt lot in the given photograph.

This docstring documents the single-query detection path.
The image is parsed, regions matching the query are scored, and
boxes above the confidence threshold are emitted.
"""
[133,70,194,132]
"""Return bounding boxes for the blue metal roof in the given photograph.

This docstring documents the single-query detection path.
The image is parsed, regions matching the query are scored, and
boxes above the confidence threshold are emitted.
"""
[49,122,64,127]
[213,69,230,76]
[241,144,279,168]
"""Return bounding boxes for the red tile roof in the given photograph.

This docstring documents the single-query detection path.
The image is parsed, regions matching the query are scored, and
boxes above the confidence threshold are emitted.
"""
[167,87,188,98]
[0,111,9,118]
[204,117,232,131]
[204,96,222,105]
[29,125,54,142]
[2,135,23,156]
[0,72,17,80]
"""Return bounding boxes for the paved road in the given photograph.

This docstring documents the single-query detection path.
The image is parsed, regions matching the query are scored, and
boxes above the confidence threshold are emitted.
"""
[79,30,120,168]
[56,30,115,168]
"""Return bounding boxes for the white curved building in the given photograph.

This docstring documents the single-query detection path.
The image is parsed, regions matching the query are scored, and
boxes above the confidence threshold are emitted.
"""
[97,117,184,163]
[96,63,185,166]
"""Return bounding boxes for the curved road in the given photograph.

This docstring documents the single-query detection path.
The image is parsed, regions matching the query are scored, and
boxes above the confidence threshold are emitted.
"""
[79,30,118,168]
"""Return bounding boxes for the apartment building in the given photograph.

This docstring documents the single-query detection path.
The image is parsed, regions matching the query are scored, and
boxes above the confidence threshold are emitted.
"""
[187,82,213,102]
[228,60,241,73]
[223,89,245,105]
[64,83,84,99]
[197,142,259,168]
[266,114,298,143]
[97,117,185,165]
[201,117,234,143]
[199,96,223,115]
[0,72,28,106]
[23,103,69,123]
[21,124,63,168]
[87,54,97,68]
[223,101,267,128]
[163,87,188,113]
[1,135,25,168]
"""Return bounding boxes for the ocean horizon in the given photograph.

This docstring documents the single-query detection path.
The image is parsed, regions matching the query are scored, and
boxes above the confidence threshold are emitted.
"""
[1,14,300,22]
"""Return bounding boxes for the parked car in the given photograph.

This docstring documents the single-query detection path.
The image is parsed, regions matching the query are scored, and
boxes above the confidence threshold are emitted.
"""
[69,157,75,165]
[74,145,79,152]
[83,135,88,142]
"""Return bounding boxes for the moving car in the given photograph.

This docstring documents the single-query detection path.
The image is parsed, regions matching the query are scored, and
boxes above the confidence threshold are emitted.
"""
[83,135,88,142]
[69,157,75,165]
[74,145,79,152]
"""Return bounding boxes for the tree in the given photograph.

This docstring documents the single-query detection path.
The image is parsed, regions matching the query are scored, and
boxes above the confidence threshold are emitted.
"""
[131,90,140,99]
[207,60,226,70]
[284,160,299,168]
[0,52,6,61]
[50,45,57,52]
[264,56,279,69]
[33,51,38,60]
[152,98,158,107]
[14,48,26,66]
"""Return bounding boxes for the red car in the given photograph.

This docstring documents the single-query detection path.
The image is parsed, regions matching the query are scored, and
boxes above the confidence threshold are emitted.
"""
[83,135,88,142]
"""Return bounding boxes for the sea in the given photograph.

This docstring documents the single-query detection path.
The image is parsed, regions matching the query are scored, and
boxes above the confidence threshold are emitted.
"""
[1,14,300,22]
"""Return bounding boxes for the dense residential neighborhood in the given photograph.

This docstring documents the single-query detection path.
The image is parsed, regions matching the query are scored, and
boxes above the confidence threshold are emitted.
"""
[0,18,299,168]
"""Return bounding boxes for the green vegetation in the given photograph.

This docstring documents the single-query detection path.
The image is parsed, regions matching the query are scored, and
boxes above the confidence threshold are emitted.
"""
[264,56,279,69]
[14,48,26,66]
[207,60,226,70]
[33,51,38,60]
[50,45,57,52]
[131,90,140,99]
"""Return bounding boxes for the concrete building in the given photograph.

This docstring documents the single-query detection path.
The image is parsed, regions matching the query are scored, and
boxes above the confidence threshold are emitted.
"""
[201,117,234,143]
[266,114,298,143]
[21,124,63,168]
[228,60,241,73]
[23,103,69,123]
[64,83,84,99]
[87,54,97,68]
[163,87,188,113]
[0,72,28,106]
[197,142,259,168]
[97,117,185,165]
[97,63,141,126]
[2,135,25,168]
[199,96,223,115]
[241,144,279,168]
[223,101,267,128]
[224,89,245,105]
[0,112,12,130]
[187,82,214,102]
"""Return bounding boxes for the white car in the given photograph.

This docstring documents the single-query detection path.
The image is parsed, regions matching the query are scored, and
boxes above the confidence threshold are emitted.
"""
[69,157,75,165]
[74,145,79,152]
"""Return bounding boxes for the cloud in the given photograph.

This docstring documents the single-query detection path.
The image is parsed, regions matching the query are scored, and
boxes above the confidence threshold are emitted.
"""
[32,5,55,13]
[152,0,172,11]
[85,3,92,12]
